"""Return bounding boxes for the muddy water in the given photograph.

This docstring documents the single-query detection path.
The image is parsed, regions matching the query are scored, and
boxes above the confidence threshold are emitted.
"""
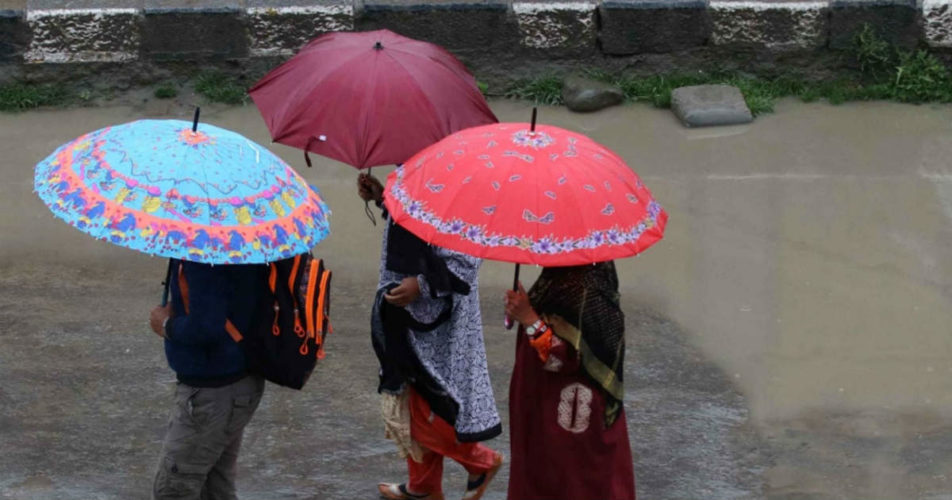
[2,97,952,499]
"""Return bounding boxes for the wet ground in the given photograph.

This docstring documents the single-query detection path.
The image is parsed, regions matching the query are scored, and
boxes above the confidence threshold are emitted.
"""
[1,95,951,500]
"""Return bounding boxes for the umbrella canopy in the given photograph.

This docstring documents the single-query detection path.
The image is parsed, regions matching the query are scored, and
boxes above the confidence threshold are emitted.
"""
[34,119,331,264]
[383,122,667,266]
[249,29,497,169]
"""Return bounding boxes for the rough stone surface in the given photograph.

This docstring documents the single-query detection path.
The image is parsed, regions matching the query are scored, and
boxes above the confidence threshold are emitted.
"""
[562,75,625,112]
[599,0,710,55]
[512,1,597,57]
[671,84,753,127]
[829,0,921,50]
[355,1,521,59]
[923,0,952,48]
[24,7,140,63]
[711,1,829,50]
[246,1,354,57]
[141,3,248,60]
[0,9,27,63]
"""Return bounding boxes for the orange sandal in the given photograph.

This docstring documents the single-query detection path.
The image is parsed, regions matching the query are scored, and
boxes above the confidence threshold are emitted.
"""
[462,453,504,500]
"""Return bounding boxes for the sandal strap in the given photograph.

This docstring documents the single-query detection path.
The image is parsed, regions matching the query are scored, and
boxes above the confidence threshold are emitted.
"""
[398,483,429,499]
[465,473,487,491]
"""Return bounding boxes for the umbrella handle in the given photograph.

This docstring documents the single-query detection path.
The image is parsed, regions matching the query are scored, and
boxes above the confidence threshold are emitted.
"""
[160,259,173,307]
[362,167,378,225]
[504,263,521,330]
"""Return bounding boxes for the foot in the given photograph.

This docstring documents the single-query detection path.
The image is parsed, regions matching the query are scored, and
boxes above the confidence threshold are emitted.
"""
[378,482,445,500]
[462,453,504,500]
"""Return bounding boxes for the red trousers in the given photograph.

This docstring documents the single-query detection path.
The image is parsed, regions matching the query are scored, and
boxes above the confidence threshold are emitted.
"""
[406,389,497,494]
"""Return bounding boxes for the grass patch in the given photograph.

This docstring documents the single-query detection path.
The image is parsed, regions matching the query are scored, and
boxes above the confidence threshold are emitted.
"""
[506,24,952,115]
[0,82,71,112]
[154,82,178,99]
[194,71,248,105]
[505,75,564,106]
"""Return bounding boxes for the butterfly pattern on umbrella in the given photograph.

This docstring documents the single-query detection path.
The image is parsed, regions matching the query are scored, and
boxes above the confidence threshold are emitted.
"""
[385,123,666,265]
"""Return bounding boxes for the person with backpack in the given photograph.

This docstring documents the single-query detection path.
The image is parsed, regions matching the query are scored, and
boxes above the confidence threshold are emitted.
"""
[360,173,504,500]
[148,259,269,500]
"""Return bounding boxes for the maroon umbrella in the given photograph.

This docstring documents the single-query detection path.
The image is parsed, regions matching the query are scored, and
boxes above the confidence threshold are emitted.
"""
[249,29,498,170]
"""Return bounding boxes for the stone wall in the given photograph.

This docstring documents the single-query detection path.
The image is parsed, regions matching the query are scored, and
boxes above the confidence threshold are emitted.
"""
[0,0,949,86]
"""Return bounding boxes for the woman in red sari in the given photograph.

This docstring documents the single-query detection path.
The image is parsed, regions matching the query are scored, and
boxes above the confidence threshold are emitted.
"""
[504,261,635,500]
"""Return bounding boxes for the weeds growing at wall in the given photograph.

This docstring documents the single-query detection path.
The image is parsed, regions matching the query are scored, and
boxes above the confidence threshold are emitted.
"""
[154,82,178,99]
[504,76,565,106]
[194,71,248,105]
[0,83,71,112]
[505,25,952,115]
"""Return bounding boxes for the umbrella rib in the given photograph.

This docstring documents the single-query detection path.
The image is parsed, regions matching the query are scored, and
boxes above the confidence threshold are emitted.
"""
[382,49,450,144]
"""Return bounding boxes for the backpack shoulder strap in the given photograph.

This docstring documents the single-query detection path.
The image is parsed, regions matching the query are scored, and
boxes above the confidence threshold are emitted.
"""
[177,264,243,343]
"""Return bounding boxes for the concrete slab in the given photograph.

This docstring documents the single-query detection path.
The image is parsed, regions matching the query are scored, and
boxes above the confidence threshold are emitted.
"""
[0,5,27,63]
[599,0,710,55]
[143,0,244,11]
[511,1,597,57]
[710,0,829,50]
[355,0,521,58]
[141,0,248,60]
[24,2,141,64]
[28,0,144,8]
[923,0,952,48]
[829,0,920,49]
[246,1,354,57]
[671,84,753,127]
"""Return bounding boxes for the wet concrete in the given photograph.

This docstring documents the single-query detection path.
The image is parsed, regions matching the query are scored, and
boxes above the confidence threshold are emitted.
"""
[1,95,951,499]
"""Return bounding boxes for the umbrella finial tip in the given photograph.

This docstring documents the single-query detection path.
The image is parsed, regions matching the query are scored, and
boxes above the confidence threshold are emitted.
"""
[374,41,383,50]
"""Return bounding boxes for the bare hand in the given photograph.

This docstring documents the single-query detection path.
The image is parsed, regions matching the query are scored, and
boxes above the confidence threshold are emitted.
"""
[504,282,540,327]
[357,173,384,204]
[150,304,172,338]
[384,277,422,307]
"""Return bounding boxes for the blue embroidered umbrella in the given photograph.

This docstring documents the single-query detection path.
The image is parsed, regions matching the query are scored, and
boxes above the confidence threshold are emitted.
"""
[34,114,331,266]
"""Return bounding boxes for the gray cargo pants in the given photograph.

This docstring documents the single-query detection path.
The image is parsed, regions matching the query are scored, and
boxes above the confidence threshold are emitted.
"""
[153,375,265,500]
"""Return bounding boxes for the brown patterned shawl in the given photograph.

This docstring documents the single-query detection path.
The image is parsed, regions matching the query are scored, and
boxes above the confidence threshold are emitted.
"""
[528,261,626,426]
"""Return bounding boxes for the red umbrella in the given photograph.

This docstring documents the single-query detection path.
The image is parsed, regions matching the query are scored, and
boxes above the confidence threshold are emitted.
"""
[382,119,667,267]
[249,29,497,170]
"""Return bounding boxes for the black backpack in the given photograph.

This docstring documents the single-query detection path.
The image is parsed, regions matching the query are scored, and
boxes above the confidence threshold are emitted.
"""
[179,254,332,390]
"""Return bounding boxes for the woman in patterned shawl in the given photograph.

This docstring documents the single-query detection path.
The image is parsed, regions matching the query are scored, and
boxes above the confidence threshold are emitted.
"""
[504,261,636,500]
[360,173,504,500]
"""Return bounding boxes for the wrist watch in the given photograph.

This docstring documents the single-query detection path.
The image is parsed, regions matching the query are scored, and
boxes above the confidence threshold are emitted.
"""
[525,319,547,337]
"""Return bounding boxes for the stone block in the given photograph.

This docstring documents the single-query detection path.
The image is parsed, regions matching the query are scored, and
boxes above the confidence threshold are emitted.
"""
[829,0,921,50]
[562,75,624,112]
[355,1,521,58]
[246,0,355,57]
[923,0,952,48]
[599,0,710,55]
[24,2,141,63]
[710,0,829,50]
[671,84,753,127]
[511,1,597,57]
[141,1,248,60]
[0,6,28,62]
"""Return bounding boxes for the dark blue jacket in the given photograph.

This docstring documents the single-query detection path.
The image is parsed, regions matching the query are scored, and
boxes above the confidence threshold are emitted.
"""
[164,260,267,386]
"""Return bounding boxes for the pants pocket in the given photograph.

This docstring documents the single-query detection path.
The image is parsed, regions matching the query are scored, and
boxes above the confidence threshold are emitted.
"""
[153,455,206,499]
